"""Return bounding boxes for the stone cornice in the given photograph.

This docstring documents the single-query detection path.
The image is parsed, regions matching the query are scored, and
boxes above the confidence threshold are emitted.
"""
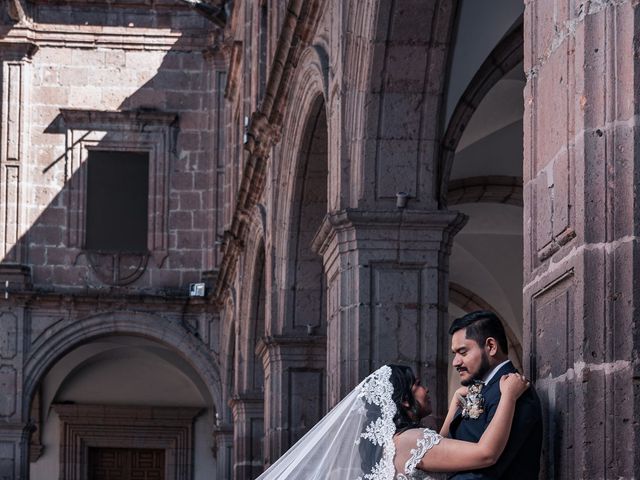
[53,404,203,422]
[0,24,210,51]
[60,108,179,129]
[255,335,327,363]
[0,39,38,59]
[311,208,468,256]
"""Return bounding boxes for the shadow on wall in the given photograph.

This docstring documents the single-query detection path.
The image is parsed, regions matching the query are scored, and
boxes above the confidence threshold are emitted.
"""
[1,11,219,294]
[0,5,224,478]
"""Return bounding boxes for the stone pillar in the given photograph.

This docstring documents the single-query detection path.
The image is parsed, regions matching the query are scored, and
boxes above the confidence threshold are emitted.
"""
[313,209,465,414]
[256,336,326,466]
[0,426,29,480]
[524,1,640,477]
[213,423,234,480]
[0,41,35,267]
[0,42,34,478]
[0,305,28,479]
[230,394,264,480]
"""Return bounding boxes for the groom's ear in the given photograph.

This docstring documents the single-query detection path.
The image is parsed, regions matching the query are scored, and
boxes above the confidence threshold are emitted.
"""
[484,337,499,357]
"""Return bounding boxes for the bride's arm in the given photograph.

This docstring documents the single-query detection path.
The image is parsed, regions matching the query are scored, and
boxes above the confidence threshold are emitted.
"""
[439,386,467,437]
[416,374,529,473]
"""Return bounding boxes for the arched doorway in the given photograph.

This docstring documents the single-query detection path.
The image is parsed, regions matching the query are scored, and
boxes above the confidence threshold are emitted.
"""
[443,2,525,398]
[29,336,216,480]
[22,311,222,480]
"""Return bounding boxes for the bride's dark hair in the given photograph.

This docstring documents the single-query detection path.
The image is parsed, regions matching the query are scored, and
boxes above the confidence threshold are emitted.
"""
[358,364,425,473]
[388,364,422,434]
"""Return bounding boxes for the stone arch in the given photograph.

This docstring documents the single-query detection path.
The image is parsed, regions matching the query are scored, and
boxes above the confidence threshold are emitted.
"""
[220,294,237,415]
[340,0,458,210]
[274,44,328,205]
[23,311,223,420]
[232,208,267,478]
[237,209,267,393]
[438,20,523,206]
[273,45,328,334]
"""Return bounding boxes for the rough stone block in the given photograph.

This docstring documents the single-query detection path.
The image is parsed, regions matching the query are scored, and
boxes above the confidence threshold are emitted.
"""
[534,46,568,169]
[534,172,552,251]
[384,45,428,92]
[533,279,573,378]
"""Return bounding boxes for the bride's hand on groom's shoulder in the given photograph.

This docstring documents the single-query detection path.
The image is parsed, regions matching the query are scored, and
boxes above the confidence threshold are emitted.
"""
[499,373,530,400]
[452,386,468,408]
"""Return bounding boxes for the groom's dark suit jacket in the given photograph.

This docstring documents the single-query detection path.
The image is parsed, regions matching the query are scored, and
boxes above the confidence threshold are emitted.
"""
[448,361,542,479]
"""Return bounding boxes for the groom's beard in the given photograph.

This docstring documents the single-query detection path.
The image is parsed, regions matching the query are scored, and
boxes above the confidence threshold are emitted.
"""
[460,352,491,386]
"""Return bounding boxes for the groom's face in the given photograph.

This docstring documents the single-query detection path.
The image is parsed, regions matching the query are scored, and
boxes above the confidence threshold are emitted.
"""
[451,329,491,386]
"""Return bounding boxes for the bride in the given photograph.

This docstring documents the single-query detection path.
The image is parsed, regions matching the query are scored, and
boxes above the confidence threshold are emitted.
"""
[256,364,530,479]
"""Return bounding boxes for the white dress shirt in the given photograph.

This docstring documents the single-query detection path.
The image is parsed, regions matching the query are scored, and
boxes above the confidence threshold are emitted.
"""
[482,359,512,385]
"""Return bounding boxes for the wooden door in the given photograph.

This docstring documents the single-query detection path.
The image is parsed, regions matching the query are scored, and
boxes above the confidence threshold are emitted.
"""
[88,447,165,480]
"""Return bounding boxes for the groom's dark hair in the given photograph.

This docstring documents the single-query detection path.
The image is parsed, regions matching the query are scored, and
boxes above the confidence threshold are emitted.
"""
[449,310,509,355]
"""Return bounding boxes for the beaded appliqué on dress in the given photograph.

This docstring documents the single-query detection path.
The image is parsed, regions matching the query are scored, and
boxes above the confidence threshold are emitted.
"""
[399,429,442,479]
[355,365,397,480]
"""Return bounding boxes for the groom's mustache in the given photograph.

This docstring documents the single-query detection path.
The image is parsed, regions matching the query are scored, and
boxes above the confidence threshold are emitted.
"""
[456,367,468,373]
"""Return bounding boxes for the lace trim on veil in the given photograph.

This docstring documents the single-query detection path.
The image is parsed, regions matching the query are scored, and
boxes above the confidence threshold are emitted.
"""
[356,365,397,480]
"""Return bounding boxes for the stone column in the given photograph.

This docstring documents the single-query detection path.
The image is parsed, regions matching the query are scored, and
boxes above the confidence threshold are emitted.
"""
[0,305,29,479]
[0,41,35,478]
[0,426,30,480]
[313,209,465,414]
[230,394,264,480]
[256,336,326,466]
[524,1,640,477]
[212,423,234,480]
[0,41,35,267]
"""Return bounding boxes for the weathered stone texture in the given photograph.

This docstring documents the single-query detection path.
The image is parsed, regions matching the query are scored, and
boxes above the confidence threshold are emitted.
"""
[0,0,638,478]
[525,0,640,477]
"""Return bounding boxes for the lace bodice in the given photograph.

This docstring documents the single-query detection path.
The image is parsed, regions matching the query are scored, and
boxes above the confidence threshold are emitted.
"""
[393,428,443,480]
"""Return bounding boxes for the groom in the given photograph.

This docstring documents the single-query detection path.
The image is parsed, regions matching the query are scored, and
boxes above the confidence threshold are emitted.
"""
[447,311,542,479]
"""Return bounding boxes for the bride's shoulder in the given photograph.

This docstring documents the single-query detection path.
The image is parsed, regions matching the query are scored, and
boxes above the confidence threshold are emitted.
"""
[393,428,443,479]
[393,428,442,457]
[394,427,439,442]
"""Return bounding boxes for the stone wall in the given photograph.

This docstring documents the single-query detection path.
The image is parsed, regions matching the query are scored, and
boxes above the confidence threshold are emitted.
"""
[524,0,640,477]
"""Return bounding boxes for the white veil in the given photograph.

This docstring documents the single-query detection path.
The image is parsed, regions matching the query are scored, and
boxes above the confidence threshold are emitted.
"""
[256,365,398,480]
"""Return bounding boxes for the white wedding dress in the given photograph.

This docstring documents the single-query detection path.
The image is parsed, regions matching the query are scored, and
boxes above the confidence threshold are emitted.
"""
[392,428,443,479]
[256,365,445,480]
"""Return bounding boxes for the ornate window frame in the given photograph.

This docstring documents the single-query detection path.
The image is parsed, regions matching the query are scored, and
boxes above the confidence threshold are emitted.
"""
[53,404,201,480]
[60,109,177,269]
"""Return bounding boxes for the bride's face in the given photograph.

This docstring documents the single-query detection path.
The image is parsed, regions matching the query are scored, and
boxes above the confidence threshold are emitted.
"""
[411,379,432,418]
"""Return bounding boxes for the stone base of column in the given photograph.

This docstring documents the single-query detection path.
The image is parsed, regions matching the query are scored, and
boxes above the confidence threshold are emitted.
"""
[256,335,327,466]
[0,424,30,480]
[230,393,265,480]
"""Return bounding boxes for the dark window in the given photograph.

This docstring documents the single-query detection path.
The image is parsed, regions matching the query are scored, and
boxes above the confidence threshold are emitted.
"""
[85,150,149,252]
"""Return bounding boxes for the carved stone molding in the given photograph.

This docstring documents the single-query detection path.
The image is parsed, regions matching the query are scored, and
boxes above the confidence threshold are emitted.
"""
[212,0,327,304]
[311,208,468,257]
[53,404,202,480]
[60,109,178,277]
